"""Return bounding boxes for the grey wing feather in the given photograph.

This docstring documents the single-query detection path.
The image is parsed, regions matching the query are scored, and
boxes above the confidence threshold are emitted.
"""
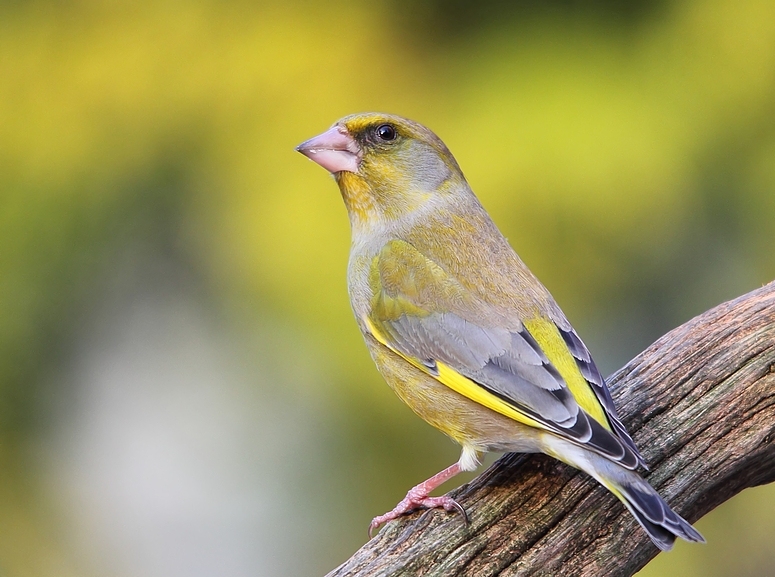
[388,313,578,425]
[383,311,642,467]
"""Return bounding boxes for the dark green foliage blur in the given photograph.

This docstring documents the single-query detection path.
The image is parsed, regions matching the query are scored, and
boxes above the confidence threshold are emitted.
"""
[0,0,773,575]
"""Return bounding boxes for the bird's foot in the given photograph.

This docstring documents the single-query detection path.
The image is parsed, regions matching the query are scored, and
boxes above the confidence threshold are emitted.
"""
[368,488,467,538]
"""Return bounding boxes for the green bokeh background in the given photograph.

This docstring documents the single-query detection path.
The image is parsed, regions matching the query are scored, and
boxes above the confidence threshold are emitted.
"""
[2,1,774,575]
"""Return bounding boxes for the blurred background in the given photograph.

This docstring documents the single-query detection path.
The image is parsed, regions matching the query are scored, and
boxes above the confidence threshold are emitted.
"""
[1,0,774,575]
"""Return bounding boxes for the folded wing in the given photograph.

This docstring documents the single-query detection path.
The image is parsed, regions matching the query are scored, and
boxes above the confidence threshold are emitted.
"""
[367,240,644,470]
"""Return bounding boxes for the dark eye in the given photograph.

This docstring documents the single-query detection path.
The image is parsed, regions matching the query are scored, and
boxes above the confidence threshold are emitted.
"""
[375,123,397,141]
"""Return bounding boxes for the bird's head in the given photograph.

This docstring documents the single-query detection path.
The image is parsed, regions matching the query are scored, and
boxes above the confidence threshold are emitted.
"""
[296,113,469,233]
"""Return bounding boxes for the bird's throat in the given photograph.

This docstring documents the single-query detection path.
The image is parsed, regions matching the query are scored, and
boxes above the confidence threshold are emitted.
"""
[336,171,379,230]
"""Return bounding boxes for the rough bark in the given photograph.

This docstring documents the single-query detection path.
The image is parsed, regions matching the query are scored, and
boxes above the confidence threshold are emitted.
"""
[325,281,775,577]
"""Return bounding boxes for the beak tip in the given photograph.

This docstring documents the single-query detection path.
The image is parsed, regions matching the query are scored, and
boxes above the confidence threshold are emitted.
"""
[294,126,360,173]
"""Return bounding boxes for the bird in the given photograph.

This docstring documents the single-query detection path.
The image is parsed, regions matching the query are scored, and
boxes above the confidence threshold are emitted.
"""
[295,112,705,550]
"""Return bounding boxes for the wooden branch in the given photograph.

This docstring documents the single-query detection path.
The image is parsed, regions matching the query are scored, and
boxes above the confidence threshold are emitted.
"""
[326,281,775,577]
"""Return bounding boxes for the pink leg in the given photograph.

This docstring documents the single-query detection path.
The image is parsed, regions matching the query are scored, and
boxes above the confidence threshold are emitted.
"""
[368,462,467,537]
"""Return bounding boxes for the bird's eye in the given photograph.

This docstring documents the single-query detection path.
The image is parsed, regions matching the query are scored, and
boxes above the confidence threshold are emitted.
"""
[375,123,397,142]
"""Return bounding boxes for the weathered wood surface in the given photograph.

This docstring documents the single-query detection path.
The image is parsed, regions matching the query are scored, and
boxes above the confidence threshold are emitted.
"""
[326,281,775,577]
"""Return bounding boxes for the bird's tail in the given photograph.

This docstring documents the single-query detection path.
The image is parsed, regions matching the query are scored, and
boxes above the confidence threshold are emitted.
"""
[589,454,705,550]
[606,469,704,550]
[545,438,705,550]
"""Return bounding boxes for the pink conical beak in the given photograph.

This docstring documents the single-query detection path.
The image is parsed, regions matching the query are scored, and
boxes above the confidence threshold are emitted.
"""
[295,125,361,173]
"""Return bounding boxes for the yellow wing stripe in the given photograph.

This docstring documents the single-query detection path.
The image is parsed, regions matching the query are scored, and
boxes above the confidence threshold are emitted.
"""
[434,362,547,430]
[365,318,548,432]
[523,317,610,429]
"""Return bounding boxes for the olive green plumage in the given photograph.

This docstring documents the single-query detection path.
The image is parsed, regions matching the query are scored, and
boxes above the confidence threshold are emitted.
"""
[296,112,704,550]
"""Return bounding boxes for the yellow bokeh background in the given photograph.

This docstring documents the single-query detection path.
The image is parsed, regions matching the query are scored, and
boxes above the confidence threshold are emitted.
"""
[1,1,774,575]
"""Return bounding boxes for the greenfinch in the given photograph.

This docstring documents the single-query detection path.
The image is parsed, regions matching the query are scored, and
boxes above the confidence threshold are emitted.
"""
[296,113,704,550]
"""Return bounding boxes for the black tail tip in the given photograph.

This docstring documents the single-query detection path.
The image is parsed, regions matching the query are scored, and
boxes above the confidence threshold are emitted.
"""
[635,509,705,551]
